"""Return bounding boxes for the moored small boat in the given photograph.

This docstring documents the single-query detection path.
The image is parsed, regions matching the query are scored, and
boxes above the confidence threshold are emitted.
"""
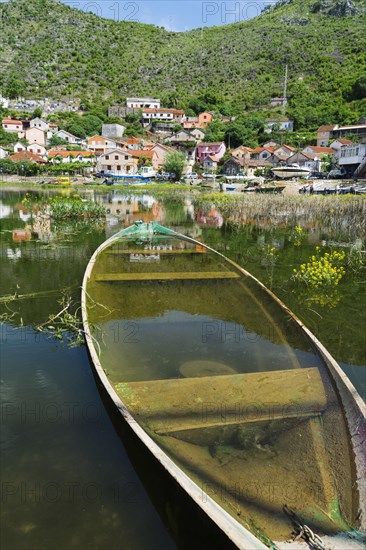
[82,221,365,549]
[272,165,311,180]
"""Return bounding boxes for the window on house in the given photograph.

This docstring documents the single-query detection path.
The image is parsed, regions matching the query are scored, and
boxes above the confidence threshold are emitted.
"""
[115,156,118,160]
[105,155,109,160]
[117,165,121,170]
[107,165,112,170]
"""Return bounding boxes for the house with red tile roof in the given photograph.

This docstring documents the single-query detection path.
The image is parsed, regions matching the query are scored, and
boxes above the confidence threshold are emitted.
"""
[96,149,138,175]
[329,138,353,151]
[302,146,335,156]
[48,150,95,164]
[2,119,23,132]
[10,151,46,164]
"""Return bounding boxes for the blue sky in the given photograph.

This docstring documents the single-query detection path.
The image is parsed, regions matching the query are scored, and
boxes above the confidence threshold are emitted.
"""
[63,0,273,31]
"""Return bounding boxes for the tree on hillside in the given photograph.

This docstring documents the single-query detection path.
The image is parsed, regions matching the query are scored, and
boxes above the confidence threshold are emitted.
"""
[162,151,186,181]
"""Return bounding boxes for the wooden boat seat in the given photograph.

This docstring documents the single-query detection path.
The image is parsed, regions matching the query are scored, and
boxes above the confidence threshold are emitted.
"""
[95,271,240,282]
[115,367,327,434]
[106,249,207,255]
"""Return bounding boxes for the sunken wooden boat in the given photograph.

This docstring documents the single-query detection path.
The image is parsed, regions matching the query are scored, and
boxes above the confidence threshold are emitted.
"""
[81,221,366,549]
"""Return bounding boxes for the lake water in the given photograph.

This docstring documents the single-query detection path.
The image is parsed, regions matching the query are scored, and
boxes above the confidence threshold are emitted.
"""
[1,187,365,549]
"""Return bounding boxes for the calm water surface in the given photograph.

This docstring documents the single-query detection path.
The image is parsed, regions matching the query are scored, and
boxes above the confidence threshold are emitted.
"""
[1,188,365,549]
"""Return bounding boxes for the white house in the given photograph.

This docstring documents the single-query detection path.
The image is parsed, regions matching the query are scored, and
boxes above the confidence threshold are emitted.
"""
[54,130,84,145]
[27,143,47,157]
[30,118,49,132]
[335,143,366,175]
[14,142,26,153]
[265,117,294,133]
[142,108,185,124]
[126,97,160,109]
[0,146,8,159]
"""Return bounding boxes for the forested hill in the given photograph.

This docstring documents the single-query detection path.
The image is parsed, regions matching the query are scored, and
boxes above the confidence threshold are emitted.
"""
[0,0,365,128]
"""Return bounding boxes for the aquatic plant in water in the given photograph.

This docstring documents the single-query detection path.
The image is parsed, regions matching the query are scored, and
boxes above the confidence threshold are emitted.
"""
[292,248,346,289]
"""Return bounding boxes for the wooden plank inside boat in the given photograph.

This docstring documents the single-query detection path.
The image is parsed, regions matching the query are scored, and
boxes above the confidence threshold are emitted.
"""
[106,249,207,255]
[114,367,327,434]
[95,271,240,282]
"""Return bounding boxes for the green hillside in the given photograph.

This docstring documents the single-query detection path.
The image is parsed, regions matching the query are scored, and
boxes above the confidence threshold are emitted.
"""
[0,0,365,129]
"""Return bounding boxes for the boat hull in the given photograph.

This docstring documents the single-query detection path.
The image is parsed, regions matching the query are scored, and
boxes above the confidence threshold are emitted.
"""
[82,222,365,549]
[272,168,311,179]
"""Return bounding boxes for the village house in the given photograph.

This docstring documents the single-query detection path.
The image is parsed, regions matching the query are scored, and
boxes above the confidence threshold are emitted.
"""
[265,117,294,133]
[25,127,47,147]
[13,142,26,153]
[126,97,160,109]
[48,150,95,164]
[129,149,157,169]
[231,146,254,163]
[30,117,49,132]
[9,151,47,164]
[329,138,353,151]
[197,142,226,163]
[166,129,197,143]
[334,142,366,177]
[190,128,206,140]
[96,149,139,175]
[203,155,219,172]
[0,146,8,159]
[287,151,320,171]
[245,159,270,178]
[142,108,185,125]
[183,112,213,129]
[102,123,125,139]
[251,146,275,161]
[317,125,335,147]
[87,135,119,155]
[264,144,295,166]
[54,129,84,145]
[317,121,366,146]
[148,143,176,169]
[2,118,23,132]
[222,157,245,176]
[302,145,335,156]
[27,143,47,157]
[270,97,287,108]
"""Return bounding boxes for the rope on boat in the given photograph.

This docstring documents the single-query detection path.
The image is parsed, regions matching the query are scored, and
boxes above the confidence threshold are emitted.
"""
[283,505,327,550]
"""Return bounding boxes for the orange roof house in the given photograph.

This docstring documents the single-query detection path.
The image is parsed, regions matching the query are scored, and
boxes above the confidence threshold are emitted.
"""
[10,151,46,163]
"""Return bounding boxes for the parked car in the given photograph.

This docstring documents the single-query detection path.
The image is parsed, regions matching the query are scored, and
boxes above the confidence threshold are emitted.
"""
[93,172,105,178]
[183,172,199,180]
[308,172,327,179]
[327,169,347,179]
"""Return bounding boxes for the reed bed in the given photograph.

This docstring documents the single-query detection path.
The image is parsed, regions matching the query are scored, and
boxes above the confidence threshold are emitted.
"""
[194,194,366,239]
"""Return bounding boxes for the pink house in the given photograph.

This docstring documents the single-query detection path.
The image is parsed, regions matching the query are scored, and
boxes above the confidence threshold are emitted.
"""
[149,143,176,169]
[25,127,46,147]
[2,119,23,132]
[197,142,226,164]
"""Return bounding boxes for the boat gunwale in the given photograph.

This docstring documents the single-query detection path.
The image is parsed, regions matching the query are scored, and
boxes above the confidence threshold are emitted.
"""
[81,222,366,547]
